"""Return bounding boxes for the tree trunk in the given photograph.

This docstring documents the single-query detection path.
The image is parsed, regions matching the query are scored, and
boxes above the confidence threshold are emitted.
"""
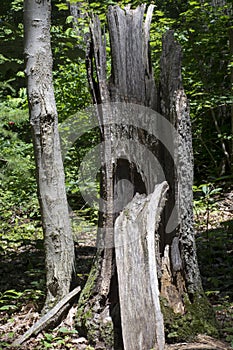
[229,27,233,170]
[159,30,202,299]
[76,5,217,350]
[24,0,75,312]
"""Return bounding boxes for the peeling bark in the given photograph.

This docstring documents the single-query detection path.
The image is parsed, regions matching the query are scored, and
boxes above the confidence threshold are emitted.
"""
[24,0,75,311]
[76,5,215,350]
[159,30,202,298]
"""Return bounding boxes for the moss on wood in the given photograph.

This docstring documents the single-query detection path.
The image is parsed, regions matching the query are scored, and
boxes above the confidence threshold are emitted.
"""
[161,293,219,343]
[75,253,114,349]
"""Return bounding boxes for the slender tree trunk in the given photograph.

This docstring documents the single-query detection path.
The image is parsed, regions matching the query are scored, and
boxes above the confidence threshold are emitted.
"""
[76,5,217,350]
[24,0,75,311]
[229,28,233,170]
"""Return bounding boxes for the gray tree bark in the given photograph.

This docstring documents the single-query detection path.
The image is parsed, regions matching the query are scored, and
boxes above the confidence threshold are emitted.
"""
[229,27,233,170]
[76,5,216,350]
[24,0,75,311]
[77,6,160,349]
[159,30,202,303]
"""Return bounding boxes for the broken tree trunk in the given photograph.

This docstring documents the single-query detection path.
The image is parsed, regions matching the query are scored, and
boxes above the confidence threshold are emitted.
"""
[115,182,168,350]
[77,6,160,350]
[159,30,202,303]
[76,4,217,350]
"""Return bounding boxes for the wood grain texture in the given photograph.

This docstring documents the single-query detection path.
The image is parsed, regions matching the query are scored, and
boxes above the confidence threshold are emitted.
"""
[115,182,168,350]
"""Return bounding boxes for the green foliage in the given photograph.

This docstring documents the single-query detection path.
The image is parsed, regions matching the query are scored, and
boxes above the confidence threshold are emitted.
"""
[176,2,232,178]
[147,0,233,178]
[193,183,222,214]
[39,328,79,349]
[0,290,23,311]
[54,61,91,120]
[0,288,44,313]
[0,96,40,245]
[0,0,24,100]
[161,293,218,343]
[40,332,65,349]
[51,3,90,120]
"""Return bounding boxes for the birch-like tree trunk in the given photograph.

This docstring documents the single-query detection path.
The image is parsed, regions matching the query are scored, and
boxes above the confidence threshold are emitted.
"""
[24,0,75,311]
[229,28,233,169]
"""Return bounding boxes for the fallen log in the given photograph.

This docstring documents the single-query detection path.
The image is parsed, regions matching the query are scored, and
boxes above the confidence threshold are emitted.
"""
[12,286,81,347]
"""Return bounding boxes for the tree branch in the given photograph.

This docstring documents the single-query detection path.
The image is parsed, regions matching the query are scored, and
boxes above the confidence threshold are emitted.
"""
[12,286,81,347]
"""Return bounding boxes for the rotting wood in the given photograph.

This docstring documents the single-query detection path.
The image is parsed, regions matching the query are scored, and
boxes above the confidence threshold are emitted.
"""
[77,5,217,349]
[12,286,81,347]
[159,30,202,297]
[161,245,185,314]
[115,182,168,350]
[77,5,158,349]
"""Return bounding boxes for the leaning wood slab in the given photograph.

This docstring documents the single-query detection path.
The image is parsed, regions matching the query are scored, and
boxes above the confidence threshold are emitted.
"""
[115,181,168,350]
[12,286,81,346]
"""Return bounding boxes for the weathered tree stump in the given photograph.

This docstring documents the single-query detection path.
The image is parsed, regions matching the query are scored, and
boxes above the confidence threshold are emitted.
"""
[115,182,168,350]
[76,4,218,350]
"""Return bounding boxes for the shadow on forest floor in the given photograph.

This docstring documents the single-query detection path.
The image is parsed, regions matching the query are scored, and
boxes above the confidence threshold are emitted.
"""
[0,241,96,289]
[197,219,233,299]
[0,216,232,348]
[196,218,233,346]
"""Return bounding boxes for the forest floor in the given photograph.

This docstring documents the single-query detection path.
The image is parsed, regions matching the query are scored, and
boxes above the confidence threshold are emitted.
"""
[0,189,233,349]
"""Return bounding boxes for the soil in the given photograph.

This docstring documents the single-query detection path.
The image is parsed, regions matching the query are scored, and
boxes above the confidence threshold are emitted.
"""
[0,191,232,349]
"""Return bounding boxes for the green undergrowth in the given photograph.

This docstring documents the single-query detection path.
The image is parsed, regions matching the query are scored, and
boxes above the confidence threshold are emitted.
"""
[161,293,218,343]
[0,188,232,347]
[196,219,233,347]
[196,220,233,299]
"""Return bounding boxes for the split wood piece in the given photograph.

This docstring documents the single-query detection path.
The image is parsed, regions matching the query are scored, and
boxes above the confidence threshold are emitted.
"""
[12,286,81,347]
[115,181,169,350]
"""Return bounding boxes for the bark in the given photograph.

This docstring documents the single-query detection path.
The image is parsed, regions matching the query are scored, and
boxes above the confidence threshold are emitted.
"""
[229,28,233,170]
[76,5,216,350]
[24,0,75,311]
[159,30,202,299]
[77,6,159,349]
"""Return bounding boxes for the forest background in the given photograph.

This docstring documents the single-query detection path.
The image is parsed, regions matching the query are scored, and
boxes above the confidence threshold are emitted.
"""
[0,0,233,349]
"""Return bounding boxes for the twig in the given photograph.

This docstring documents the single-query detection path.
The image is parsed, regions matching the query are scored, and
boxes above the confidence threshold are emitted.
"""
[12,286,81,347]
